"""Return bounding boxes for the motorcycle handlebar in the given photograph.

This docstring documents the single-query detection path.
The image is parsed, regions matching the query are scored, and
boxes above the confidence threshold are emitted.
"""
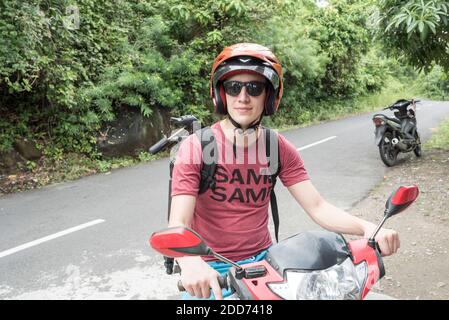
[170,115,198,127]
[375,242,382,255]
[384,99,421,110]
[149,115,199,155]
[177,275,228,292]
[149,137,169,155]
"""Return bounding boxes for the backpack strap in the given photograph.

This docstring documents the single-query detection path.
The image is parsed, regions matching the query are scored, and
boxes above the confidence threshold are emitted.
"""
[264,127,281,243]
[167,126,217,222]
[164,127,217,275]
[196,127,218,195]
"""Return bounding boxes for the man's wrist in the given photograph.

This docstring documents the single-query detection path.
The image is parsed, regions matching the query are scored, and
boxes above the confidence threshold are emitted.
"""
[359,220,377,237]
[175,256,203,267]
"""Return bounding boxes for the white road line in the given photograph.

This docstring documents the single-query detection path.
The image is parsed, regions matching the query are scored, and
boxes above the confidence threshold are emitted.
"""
[297,136,337,151]
[0,219,105,258]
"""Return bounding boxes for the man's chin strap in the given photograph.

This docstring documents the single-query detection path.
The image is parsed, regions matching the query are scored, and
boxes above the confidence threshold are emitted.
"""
[228,114,263,159]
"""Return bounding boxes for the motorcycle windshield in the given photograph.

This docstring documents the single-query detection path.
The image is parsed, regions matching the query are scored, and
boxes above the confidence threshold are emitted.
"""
[266,231,351,274]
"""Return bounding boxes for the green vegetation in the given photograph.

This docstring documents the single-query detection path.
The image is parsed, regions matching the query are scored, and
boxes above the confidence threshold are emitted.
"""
[415,66,449,100]
[0,0,447,193]
[269,75,422,131]
[425,117,449,150]
[375,0,449,72]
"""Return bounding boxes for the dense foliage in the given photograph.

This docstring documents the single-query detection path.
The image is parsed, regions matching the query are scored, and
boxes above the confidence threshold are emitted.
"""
[0,0,441,161]
[375,0,449,72]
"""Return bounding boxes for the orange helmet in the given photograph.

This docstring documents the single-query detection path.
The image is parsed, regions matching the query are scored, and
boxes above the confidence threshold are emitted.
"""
[210,43,283,116]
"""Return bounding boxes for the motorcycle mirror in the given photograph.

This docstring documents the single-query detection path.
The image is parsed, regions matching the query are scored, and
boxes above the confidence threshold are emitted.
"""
[384,185,419,218]
[149,226,213,258]
[369,185,419,245]
[149,226,245,271]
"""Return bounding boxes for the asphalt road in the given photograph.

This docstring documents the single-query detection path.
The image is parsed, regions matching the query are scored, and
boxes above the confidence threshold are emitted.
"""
[1,100,449,299]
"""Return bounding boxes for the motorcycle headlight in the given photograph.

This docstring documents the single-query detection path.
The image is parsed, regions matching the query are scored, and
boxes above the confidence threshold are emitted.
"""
[267,258,367,300]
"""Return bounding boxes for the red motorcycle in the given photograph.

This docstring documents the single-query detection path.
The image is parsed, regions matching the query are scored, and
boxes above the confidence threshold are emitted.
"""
[150,185,419,300]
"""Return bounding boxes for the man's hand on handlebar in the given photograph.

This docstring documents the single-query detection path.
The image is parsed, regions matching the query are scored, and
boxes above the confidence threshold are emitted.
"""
[176,256,224,300]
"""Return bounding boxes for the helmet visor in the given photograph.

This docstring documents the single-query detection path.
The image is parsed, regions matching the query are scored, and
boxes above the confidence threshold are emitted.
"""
[213,64,280,92]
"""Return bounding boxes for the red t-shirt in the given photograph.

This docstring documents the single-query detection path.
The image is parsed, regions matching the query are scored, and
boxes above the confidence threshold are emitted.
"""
[171,122,309,261]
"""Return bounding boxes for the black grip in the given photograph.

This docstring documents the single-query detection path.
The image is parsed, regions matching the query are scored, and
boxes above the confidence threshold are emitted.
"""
[149,137,169,154]
[374,243,386,279]
[177,275,228,292]
[375,242,382,255]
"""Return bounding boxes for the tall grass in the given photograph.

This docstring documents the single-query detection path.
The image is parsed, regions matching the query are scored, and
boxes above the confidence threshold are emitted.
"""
[425,117,449,150]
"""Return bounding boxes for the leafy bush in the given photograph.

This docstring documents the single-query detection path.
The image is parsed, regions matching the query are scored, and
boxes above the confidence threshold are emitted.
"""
[416,65,449,100]
[374,0,449,72]
[0,0,421,160]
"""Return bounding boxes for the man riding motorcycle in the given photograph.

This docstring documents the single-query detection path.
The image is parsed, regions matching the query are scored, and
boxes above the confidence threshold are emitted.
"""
[167,43,400,300]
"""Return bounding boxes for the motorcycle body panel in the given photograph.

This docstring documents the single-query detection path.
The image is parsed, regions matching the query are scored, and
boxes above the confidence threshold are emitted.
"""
[374,125,387,146]
[348,239,382,299]
[229,231,354,300]
[229,261,284,300]
[386,119,401,130]
[373,114,400,146]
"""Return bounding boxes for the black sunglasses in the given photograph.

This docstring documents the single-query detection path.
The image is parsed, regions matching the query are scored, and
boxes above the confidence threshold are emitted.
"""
[223,81,267,97]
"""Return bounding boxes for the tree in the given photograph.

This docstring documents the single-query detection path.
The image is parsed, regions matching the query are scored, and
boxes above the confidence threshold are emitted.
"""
[375,0,449,72]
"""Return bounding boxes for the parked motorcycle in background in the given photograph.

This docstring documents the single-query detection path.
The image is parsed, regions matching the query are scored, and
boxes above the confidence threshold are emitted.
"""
[372,99,421,167]
[149,185,419,300]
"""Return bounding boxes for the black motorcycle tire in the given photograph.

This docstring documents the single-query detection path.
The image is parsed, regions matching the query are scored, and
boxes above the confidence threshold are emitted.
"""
[413,131,422,157]
[379,131,399,167]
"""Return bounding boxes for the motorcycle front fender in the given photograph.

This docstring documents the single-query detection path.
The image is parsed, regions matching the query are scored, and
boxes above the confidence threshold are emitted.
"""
[374,126,387,146]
